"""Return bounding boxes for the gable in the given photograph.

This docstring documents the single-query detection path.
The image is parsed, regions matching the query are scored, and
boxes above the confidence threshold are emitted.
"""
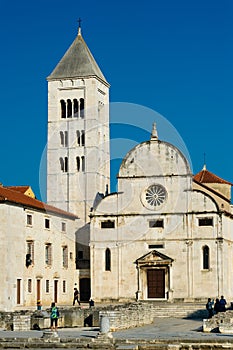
[135,250,173,267]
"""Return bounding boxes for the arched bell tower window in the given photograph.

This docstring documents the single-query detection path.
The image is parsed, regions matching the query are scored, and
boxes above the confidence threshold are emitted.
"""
[203,245,209,270]
[81,130,85,146]
[60,157,68,172]
[73,99,79,117]
[60,100,66,118]
[81,156,85,172]
[67,99,72,118]
[60,157,64,171]
[76,157,80,172]
[80,98,84,118]
[60,131,64,146]
[105,248,111,271]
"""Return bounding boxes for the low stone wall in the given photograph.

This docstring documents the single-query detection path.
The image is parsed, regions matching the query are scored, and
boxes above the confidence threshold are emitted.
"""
[0,301,207,332]
[13,315,31,331]
[203,309,233,333]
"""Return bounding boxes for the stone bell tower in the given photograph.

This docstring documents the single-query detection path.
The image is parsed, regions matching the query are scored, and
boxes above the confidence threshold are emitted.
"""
[46,26,110,223]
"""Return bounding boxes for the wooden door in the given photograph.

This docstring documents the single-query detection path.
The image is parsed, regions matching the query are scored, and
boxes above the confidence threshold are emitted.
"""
[54,280,58,303]
[17,279,21,304]
[36,279,41,302]
[147,269,165,298]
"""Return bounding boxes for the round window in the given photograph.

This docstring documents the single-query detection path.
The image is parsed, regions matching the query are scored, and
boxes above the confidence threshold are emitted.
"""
[143,184,167,209]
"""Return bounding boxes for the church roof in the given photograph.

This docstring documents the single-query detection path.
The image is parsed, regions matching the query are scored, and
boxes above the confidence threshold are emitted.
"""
[47,29,108,84]
[6,185,35,198]
[0,185,78,219]
[194,167,232,186]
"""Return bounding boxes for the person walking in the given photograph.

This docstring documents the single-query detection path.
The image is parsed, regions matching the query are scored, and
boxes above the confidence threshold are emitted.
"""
[219,295,227,312]
[206,298,214,318]
[73,288,81,306]
[50,302,59,331]
[214,298,220,314]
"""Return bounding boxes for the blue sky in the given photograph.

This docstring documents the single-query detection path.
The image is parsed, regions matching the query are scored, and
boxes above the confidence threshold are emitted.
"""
[0,0,232,200]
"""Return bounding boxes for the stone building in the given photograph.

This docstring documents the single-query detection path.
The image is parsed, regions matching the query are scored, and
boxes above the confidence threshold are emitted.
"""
[43,26,233,303]
[90,125,233,302]
[0,185,78,311]
[46,27,110,300]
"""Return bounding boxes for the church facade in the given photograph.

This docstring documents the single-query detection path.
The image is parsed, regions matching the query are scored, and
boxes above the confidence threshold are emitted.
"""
[45,26,233,303]
[90,126,233,302]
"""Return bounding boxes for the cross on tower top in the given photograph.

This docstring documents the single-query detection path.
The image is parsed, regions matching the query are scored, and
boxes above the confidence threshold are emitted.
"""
[78,18,82,35]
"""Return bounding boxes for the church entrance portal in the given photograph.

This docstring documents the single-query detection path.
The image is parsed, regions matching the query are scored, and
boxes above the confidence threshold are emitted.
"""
[136,250,173,300]
[147,269,165,298]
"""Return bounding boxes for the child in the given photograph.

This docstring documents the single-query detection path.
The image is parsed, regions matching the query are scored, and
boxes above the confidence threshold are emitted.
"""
[50,302,59,331]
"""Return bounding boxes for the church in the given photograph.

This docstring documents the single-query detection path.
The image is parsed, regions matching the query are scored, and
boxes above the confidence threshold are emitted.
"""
[46,25,233,303]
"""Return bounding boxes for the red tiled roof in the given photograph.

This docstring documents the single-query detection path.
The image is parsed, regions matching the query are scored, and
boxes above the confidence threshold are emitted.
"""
[194,168,233,186]
[6,186,31,194]
[0,185,78,219]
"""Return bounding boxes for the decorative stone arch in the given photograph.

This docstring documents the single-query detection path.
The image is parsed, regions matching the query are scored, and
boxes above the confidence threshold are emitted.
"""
[135,250,173,301]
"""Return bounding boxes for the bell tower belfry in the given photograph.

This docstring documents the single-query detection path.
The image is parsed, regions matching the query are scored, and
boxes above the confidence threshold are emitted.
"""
[46,26,110,223]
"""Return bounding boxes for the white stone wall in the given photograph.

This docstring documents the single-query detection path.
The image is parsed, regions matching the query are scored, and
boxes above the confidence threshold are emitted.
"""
[0,202,77,311]
[90,137,233,302]
[47,77,110,223]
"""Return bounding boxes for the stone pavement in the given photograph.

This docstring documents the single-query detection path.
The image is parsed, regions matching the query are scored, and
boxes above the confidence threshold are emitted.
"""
[0,317,233,342]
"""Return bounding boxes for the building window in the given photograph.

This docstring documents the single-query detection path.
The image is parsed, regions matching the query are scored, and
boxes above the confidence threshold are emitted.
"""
[60,100,66,118]
[45,218,50,229]
[45,280,50,293]
[60,131,64,146]
[101,220,115,229]
[45,243,52,266]
[61,222,66,232]
[60,157,64,171]
[199,218,213,226]
[60,98,85,118]
[60,157,68,172]
[63,280,66,293]
[26,214,32,226]
[148,244,164,249]
[149,219,164,228]
[76,156,80,171]
[81,130,85,146]
[81,156,85,171]
[77,130,85,146]
[80,98,84,118]
[62,246,68,268]
[28,279,32,293]
[105,248,111,271]
[67,99,72,118]
[77,131,81,146]
[73,99,79,117]
[60,131,68,147]
[203,245,210,269]
[26,240,34,265]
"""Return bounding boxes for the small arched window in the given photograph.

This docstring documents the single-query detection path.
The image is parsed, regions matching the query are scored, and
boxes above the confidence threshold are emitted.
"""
[76,156,80,172]
[59,157,64,171]
[60,100,66,118]
[64,157,68,172]
[81,130,85,146]
[60,131,64,146]
[64,131,68,147]
[67,99,72,118]
[203,245,209,270]
[80,98,84,118]
[81,156,85,172]
[77,131,81,146]
[73,99,79,117]
[105,248,111,271]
